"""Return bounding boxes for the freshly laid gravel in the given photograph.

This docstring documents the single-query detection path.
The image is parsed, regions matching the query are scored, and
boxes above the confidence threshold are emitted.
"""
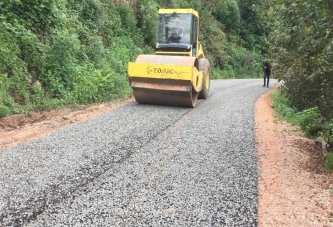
[0,79,276,226]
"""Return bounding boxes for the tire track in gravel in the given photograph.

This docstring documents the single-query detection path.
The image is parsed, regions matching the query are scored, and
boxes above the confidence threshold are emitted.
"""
[118,107,193,221]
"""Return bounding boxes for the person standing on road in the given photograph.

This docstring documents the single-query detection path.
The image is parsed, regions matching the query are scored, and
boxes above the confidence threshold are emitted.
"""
[263,59,271,87]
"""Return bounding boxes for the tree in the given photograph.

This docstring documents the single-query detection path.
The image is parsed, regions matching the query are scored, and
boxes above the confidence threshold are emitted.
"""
[238,0,270,52]
[267,0,333,120]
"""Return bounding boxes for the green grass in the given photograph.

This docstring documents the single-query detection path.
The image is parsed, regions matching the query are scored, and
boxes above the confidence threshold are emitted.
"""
[270,89,300,125]
[325,152,333,170]
[271,88,333,170]
[271,89,323,138]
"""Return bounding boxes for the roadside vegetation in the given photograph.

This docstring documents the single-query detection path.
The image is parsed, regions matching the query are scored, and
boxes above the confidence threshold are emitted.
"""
[263,0,333,169]
[271,89,333,170]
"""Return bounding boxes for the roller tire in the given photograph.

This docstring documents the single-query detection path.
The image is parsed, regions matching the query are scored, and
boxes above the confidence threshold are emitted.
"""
[198,58,211,99]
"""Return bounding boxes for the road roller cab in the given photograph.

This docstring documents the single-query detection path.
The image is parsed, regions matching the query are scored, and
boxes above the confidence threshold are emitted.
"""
[128,9,210,107]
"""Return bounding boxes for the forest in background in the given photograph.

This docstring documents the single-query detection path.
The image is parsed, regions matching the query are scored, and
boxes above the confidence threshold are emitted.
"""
[0,0,269,117]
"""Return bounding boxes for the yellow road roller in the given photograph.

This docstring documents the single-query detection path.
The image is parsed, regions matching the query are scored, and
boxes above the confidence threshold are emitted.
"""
[128,8,210,107]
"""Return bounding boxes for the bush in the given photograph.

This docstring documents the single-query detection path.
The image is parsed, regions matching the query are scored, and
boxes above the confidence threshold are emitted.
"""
[0,74,19,117]
[325,152,333,170]
[298,107,323,138]
[0,106,11,118]
[211,67,223,79]
[214,0,240,33]
[136,0,158,46]
[69,64,131,104]
[211,43,262,79]
[42,28,81,98]
[271,89,298,120]
[271,89,325,137]
[322,119,333,151]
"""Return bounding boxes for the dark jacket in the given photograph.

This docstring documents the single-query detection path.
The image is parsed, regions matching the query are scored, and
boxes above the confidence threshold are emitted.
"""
[171,28,183,39]
[263,62,271,75]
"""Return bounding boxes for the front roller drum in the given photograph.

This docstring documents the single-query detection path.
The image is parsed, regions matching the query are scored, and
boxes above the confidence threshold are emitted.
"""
[128,55,203,107]
[131,78,199,107]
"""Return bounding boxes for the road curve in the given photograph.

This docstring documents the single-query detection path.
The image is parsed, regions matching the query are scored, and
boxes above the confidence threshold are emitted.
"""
[0,79,277,226]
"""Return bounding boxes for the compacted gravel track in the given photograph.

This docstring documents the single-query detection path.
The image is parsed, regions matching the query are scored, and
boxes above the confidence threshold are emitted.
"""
[0,79,276,226]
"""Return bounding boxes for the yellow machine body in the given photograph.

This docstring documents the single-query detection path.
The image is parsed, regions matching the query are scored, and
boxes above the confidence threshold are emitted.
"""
[128,8,210,107]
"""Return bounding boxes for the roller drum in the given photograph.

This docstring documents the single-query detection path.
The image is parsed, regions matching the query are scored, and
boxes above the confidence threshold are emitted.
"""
[128,55,201,107]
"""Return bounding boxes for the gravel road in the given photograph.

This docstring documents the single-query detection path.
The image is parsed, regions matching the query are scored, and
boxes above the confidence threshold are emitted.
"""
[0,79,277,227]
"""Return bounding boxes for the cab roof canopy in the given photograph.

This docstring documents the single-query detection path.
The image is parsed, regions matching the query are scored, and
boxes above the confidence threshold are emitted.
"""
[158,9,199,18]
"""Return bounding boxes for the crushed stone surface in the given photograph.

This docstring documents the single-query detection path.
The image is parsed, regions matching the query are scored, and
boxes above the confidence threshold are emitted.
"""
[0,79,276,226]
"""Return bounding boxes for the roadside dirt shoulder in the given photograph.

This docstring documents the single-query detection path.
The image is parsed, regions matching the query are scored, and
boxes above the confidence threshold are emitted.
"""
[0,97,134,151]
[256,87,333,226]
